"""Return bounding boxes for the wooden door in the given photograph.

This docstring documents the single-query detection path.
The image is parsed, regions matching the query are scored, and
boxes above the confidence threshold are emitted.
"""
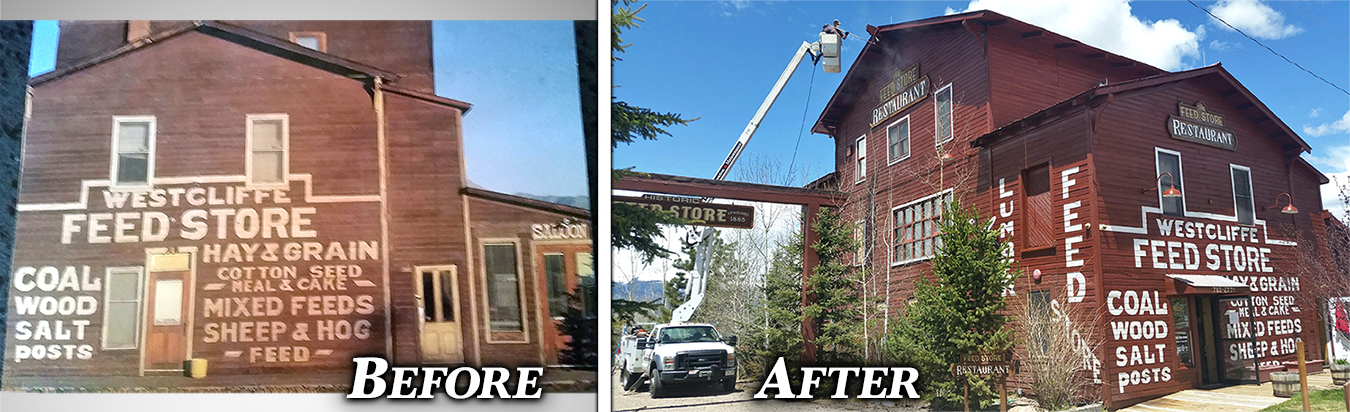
[418,266,463,364]
[145,270,189,370]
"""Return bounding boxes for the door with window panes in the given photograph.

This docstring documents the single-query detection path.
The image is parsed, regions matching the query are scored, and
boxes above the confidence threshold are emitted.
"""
[536,243,594,365]
[417,266,463,364]
[144,253,191,371]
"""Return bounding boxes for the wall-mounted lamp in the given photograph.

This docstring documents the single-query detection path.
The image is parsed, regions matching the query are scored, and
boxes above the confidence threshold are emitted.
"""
[1144,173,1183,198]
[1265,192,1299,215]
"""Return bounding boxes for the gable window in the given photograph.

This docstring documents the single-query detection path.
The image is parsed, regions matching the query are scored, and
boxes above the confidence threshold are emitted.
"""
[893,190,953,264]
[855,135,867,183]
[1156,148,1185,216]
[102,267,143,350]
[886,115,910,164]
[484,243,523,332]
[1023,163,1053,250]
[111,116,155,187]
[935,83,953,145]
[247,114,288,186]
[1232,165,1255,225]
[289,32,327,52]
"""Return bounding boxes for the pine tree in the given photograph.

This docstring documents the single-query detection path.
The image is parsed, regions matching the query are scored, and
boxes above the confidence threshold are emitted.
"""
[742,231,804,380]
[804,208,863,367]
[561,281,598,368]
[886,200,1018,410]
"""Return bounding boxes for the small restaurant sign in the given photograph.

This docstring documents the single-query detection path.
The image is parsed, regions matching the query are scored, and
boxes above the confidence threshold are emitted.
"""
[871,65,930,127]
[1167,101,1236,151]
[613,194,754,229]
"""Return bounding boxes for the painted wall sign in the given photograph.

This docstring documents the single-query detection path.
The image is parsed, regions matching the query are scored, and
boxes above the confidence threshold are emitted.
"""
[7,178,385,370]
[1167,101,1236,151]
[870,76,930,127]
[613,195,754,229]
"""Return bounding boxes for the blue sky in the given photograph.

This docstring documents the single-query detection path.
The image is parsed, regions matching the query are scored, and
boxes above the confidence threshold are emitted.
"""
[613,0,1350,211]
[28,20,588,198]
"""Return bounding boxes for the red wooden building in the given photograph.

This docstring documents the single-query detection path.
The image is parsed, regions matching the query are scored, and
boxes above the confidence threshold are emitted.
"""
[814,11,1330,408]
[4,21,592,387]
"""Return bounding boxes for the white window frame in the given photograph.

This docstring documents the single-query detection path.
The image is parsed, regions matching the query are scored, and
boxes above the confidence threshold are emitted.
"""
[891,189,954,266]
[481,239,528,342]
[1231,164,1255,226]
[934,83,954,146]
[245,114,290,187]
[102,267,144,350]
[110,116,156,189]
[1154,147,1187,215]
[855,134,867,184]
[886,115,911,165]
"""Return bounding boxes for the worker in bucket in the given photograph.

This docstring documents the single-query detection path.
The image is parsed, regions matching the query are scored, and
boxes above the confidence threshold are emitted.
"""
[822,19,849,40]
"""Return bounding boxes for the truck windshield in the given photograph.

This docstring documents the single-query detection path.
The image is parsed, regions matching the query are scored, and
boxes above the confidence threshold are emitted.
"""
[658,326,721,343]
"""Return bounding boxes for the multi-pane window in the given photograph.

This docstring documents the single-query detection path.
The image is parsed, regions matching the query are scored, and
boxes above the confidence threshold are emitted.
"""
[893,191,954,264]
[485,244,523,332]
[111,116,155,187]
[1156,149,1185,216]
[545,253,568,318]
[887,116,910,164]
[103,268,142,349]
[247,115,288,186]
[1023,164,1053,249]
[935,84,953,145]
[855,135,867,183]
[289,32,326,52]
[1232,166,1255,225]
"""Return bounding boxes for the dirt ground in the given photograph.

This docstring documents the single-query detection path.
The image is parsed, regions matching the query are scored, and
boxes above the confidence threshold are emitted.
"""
[611,370,928,412]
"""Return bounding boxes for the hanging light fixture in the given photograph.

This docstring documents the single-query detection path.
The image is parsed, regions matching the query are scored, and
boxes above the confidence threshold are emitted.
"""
[1153,172,1182,198]
[1266,192,1299,215]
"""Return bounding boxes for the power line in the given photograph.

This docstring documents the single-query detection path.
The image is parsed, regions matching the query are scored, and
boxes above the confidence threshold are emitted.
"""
[1187,0,1349,96]
[1286,0,1349,42]
[788,60,817,178]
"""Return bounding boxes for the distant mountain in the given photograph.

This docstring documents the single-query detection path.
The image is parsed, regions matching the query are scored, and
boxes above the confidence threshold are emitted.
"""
[516,193,590,210]
[612,279,663,302]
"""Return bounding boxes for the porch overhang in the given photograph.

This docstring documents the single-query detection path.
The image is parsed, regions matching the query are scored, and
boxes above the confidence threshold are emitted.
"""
[1166,274,1251,295]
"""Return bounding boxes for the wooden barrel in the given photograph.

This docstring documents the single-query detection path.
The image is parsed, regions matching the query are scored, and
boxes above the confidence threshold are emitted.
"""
[1332,364,1350,385]
[1271,372,1299,398]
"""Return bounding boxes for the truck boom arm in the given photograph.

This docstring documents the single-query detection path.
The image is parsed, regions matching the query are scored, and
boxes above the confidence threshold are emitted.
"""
[672,33,837,324]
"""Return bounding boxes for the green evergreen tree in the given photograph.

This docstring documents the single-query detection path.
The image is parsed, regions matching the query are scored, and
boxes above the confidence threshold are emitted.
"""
[561,281,598,368]
[804,208,863,367]
[741,231,804,380]
[610,0,691,351]
[885,201,1018,410]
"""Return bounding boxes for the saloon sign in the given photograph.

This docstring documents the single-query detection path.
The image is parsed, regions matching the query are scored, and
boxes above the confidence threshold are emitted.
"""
[1167,101,1236,151]
[613,195,754,229]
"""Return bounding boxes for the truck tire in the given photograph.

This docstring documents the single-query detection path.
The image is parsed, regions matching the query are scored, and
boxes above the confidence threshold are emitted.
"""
[620,363,639,390]
[649,364,666,398]
[722,377,736,392]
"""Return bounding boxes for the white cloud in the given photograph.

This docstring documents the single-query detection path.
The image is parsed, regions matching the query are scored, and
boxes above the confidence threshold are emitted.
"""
[955,0,1202,71]
[1209,40,1241,51]
[1307,146,1350,219]
[1305,109,1350,137]
[1209,0,1302,40]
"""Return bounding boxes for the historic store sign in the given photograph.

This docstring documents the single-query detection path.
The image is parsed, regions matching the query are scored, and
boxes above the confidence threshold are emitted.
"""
[1167,101,1236,151]
[870,65,930,127]
[613,194,753,229]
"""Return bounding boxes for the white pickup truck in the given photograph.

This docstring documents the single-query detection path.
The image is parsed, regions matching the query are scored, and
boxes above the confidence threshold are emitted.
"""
[617,323,738,397]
